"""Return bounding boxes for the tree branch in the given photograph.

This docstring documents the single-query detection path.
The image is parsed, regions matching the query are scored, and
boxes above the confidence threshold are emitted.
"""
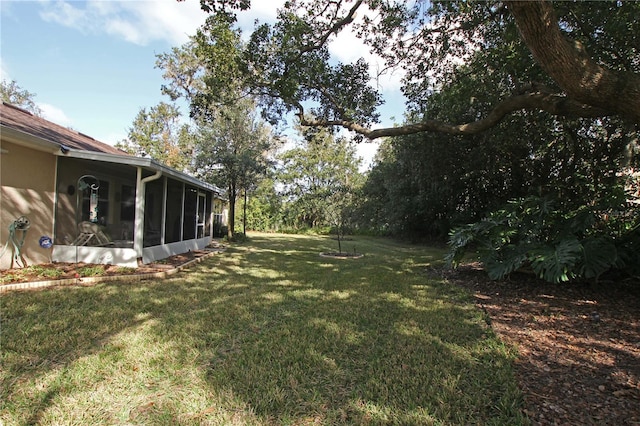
[299,0,363,54]
[298,91,610,140]
[507,0,640,123]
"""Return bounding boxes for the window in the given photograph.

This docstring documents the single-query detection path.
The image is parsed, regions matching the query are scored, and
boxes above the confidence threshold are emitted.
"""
[143,178,164,247]
[205,192,212,237]
[213,198,225,237]
[197,193,206,238]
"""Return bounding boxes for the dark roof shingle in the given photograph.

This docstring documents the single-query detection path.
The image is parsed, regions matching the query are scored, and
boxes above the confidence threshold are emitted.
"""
[0,101,128,156]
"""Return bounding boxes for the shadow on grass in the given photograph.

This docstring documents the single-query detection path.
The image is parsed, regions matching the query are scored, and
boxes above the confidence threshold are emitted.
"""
[1,233,526,425]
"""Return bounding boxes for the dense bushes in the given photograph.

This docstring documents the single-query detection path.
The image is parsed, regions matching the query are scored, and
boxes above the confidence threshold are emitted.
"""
[446,196,640,283]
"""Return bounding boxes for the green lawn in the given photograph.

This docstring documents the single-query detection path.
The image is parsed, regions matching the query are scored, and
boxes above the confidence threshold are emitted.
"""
[1,233,526,425]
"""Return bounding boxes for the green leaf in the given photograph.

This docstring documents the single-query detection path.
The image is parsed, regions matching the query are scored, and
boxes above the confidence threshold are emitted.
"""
[578,237,617,279]
[529,238,582,283]
[483,246,528,280]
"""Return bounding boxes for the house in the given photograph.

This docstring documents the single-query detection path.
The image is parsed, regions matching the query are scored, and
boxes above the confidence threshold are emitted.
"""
[1,101,226,269]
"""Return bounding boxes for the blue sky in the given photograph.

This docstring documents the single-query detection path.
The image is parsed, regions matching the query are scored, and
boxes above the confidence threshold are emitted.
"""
[1,0,405,167]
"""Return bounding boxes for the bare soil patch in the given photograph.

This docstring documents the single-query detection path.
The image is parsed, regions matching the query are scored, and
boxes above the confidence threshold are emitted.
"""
[445,263,640,425]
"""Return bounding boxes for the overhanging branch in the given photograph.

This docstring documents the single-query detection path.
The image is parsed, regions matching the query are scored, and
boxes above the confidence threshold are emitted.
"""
[297,91,610,140]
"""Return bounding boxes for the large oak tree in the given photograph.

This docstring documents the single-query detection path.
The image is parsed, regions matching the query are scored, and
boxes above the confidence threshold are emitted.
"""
[185,0,639,139]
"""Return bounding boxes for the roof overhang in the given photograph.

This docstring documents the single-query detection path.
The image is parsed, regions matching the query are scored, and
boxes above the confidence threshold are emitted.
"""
[1,124,61,154]
[1,123,225,198]
[61,149,224,197]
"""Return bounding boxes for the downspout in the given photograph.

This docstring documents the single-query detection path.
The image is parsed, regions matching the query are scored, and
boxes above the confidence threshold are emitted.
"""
[133,168,162,263]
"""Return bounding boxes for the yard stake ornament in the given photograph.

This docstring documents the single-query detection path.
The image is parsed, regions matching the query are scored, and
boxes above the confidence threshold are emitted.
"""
[0,216,31,268]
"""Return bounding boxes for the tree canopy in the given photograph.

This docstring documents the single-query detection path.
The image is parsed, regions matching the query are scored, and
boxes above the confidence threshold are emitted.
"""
[191,98,274,239]
[188,0,639,140]
[1,79,42,116]
[154,29,277,239]
[278,127,362,230]
[116,102,194,171]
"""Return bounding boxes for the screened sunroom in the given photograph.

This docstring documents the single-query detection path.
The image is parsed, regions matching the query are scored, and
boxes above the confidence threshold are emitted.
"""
[52,152,226,267]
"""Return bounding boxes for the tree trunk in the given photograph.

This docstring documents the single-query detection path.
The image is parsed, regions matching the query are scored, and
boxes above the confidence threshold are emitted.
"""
[508,0,640,123]
[227,182,236,239]
[243,189,247,235]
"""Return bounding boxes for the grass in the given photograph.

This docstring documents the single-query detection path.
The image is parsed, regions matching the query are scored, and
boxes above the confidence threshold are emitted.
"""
[0,233,526,425]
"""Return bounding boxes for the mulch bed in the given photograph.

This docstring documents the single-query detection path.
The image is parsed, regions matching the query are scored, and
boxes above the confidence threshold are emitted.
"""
[0,249,215,284]
[444,263,640,425]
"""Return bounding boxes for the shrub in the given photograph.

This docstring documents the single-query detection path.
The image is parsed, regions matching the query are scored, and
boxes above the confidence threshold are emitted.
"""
[446,196,640,283]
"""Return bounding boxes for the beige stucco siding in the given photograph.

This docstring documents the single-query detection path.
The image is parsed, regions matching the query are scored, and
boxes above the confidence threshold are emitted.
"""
[1,140,57,269]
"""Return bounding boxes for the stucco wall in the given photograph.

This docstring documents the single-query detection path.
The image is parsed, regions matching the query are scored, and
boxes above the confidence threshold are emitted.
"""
[1,140,57,269]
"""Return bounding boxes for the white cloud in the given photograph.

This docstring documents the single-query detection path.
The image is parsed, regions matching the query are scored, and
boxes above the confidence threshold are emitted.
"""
[104,18,145,45]
[38,0,93,33]
[115,0,206,45]
[38,0,207,46]
[357,140,380,171]
[34,0,401,99]
[35,0,292,48]
[38,102,73,127]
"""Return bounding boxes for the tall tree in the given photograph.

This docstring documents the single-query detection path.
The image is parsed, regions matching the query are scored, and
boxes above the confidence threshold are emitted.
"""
[242,176,283,231]
[116,102,194,171]
[192,99,273,239]
[155,40,205,102]
[156,23,277,239]
[1,79,42,116]
[188,0,639,139]
[184,0,640,281]
[277,127,362,230]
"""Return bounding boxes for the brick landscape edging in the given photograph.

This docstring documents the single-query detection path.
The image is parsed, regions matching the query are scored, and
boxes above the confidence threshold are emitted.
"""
[0,248,225,293]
